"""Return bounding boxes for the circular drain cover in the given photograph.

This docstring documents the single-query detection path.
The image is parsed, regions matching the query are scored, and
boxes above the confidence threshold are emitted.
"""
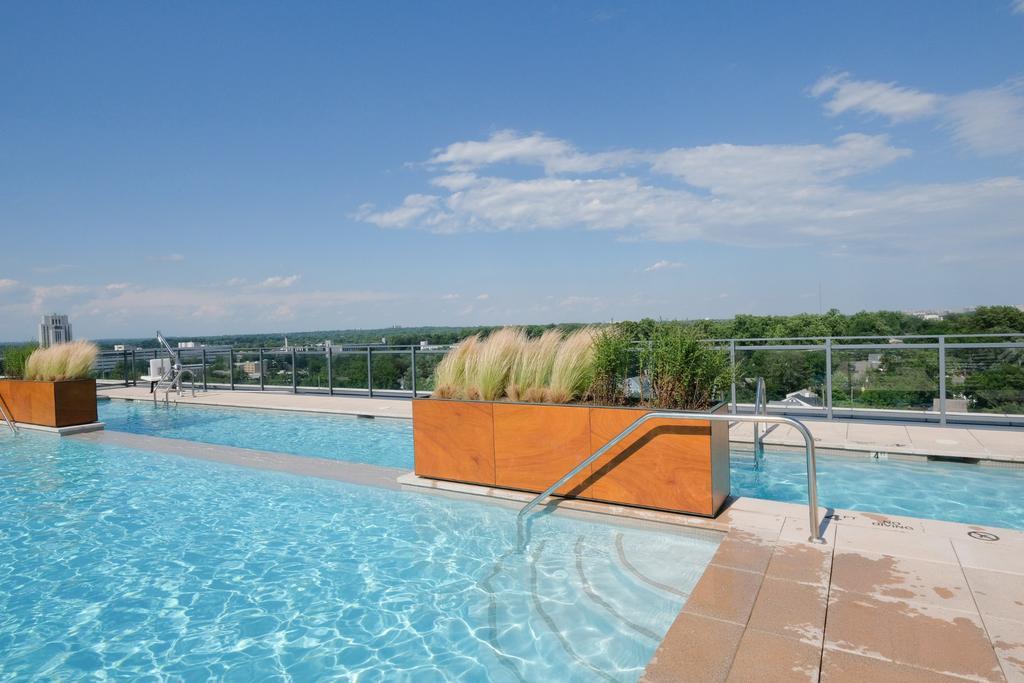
[968,530,999,542]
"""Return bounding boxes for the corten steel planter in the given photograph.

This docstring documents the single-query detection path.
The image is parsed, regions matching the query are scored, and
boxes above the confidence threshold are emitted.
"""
[0,378,98,428]
[412,398,730,517]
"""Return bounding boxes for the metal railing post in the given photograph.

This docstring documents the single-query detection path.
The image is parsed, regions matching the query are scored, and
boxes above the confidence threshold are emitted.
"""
[367,348,374,398]
[327,347,334,396]
[729,340,737,413]
[259,349,265,391]
[411,347,417,398]
[938,336,947,425]
[131,349,137,386]
[123,349,129,387]
[202,349,208,391]
[291,348,297,394]
[229,349,235,391]
[825,337,833,420]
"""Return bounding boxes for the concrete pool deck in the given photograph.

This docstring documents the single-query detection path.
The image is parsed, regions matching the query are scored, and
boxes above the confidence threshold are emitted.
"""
[69,425,1024,681]
[97,385,1024,462]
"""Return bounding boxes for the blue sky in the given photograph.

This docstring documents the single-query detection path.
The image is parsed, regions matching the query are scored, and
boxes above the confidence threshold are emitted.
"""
[2,1,1023,341]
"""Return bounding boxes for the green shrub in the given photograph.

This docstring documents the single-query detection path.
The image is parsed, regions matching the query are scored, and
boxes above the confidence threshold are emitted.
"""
[642,324,731,410]
[0,343,38,379]
[590,325,634,405]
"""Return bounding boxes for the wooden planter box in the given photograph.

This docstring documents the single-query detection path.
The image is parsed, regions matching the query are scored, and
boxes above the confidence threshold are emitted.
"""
[0,378,97,428]
[412,398,730,517]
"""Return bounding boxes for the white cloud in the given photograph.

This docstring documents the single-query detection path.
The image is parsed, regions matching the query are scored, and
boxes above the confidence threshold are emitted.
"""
[476,293,490,300]
[1014,0,1024,14]
[811,72,940,121]
[105,282,130,291]
[645,260,681,272]
[429,129,640,175]
[440,293,461,300]
[652,133,909,195]
[0,278,18,289]
[359,129,1024,258]
[945,82,1024,156]
[811,72,1024,157]
[259,275,301,288]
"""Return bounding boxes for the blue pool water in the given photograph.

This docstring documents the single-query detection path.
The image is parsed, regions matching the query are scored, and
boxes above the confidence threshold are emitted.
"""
[732,449,1024,530]
[0,430,718,681]
[99,400,414,469]
[98,400,1024,530]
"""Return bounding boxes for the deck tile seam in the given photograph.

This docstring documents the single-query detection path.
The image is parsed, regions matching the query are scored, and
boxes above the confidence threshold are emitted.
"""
[821,644,999,682]
[817,531,837,682]
[953,540,1014,683]
[720,545,772,679]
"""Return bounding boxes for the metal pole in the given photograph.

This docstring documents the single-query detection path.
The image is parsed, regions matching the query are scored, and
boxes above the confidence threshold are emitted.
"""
[131,349,137,386]
[729,340,737,414]
[825,338,833,420]
[327,347,334,396]
[367,348,374,398]
[123,349,129,387]
[259,349,265,391]
[291,348,297,394]
[938,336,947,425]
[202,349,208,391]
[229,349,235,391]
[410,348,417,398]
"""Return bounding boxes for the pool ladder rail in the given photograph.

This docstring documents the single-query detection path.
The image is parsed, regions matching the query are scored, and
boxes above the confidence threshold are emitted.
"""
[753,377,767,469]
[0,390,18,434]
[152,330,205,405]
[516,410,825,550]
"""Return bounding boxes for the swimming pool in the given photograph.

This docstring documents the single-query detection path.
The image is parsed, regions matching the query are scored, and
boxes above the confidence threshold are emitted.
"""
[0,430,718,681]
[732,448,1024,530]
[98,400,414,468]
[98,400,1024,530]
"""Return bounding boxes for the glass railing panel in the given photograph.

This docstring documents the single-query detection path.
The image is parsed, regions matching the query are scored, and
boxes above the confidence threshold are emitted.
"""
[331,351,369,393]
[947,347,1024,415]
[371,351,412,391]
[831,347,939,413]
[231,350,264,388]
[734,348,827,413]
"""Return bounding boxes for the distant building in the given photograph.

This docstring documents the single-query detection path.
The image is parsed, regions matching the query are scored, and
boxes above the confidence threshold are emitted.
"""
[177,341,197,349]
[770,389,823,408]
[113,344,126,352]
[38,313,72,347]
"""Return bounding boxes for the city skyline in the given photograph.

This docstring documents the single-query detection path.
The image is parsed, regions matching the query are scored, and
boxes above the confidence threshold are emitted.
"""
[2,2,1023,339]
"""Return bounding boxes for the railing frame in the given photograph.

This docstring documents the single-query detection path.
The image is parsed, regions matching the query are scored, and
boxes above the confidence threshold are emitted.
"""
[85,332,1024,425]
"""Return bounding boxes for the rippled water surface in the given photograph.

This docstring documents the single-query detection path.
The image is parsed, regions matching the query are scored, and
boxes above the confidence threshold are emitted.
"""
[0,431,719,681]
[732,449,1024,529]
[98,399,414,468]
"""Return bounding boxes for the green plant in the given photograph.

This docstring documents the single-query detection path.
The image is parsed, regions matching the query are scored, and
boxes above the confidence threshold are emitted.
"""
[547,327,597,403]
[22,341,99,381]
[507,329,562,402]
[466,327,524,401]
[642,324,731,410]
[0,343,38,379]
[589,325,633,405]
[432,334,480,398]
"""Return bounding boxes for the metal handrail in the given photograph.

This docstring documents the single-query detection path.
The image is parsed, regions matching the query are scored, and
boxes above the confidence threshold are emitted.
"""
[515,412,825,549]
[0,391,17,434]
[753,377,767,469]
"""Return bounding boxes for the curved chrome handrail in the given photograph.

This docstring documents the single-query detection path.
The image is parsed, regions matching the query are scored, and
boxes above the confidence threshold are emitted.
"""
[753,377,767,469]
[0,391,18,434]
[515,412,824,549]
